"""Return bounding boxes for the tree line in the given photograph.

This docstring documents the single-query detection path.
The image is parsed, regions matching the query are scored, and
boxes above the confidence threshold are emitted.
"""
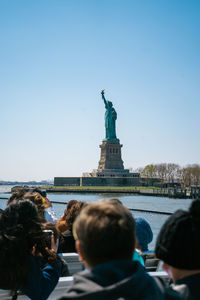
[136,163,200,188]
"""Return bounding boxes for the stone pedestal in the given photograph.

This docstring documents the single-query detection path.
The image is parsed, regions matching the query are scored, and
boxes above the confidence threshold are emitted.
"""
[90,139,133,177]
[98,139,124,170]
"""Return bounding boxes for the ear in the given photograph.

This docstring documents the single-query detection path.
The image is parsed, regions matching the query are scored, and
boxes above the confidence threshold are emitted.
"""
[75,240,92,270]
[75,240,85,262]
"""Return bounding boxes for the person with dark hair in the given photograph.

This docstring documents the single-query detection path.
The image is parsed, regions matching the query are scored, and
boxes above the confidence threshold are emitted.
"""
[30,188,47,198]
[7,188,26,205]
[23,191,47,222]
[56,200,78,234]
[0,200,61,300]
[27,188,58,223]
[65,200,79,212]
[58,201,181,300]
[57,201,87,253]
[155,199,200,300]
[8,187,57,223]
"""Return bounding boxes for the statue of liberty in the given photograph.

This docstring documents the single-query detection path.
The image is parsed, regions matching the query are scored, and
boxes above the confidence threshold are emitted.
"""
[101,90,117,140]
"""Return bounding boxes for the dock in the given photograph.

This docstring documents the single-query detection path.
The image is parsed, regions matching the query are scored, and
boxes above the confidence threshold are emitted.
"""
[45,186,190,199]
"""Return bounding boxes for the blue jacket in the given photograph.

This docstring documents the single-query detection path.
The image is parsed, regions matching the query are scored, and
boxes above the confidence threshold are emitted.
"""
[21,254,61,300]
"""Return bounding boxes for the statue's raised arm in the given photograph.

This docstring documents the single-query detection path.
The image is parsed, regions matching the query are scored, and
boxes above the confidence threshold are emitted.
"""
[101,89,108,108]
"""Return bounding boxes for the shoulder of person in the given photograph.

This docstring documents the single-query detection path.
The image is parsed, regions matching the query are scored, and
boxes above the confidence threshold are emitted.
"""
[154,277,184,300]
[171,283,194,300]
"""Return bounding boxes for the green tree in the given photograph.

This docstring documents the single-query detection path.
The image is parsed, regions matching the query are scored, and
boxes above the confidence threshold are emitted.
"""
[141,164,156,178]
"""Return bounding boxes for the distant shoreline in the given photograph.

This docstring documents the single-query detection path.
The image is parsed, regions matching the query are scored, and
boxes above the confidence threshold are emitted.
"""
[0,185,190,199]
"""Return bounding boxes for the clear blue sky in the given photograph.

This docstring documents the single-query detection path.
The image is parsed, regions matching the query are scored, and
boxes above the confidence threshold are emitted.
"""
[0,0,200,181]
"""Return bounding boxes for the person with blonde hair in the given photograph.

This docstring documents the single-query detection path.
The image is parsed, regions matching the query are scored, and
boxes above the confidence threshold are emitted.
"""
[59,201,180,300]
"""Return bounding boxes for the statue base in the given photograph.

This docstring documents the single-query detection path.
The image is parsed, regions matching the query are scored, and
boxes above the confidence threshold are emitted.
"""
[83,139,140,178]
[88,139,137,177]
[83,139,140,179]
[98,139,124,170]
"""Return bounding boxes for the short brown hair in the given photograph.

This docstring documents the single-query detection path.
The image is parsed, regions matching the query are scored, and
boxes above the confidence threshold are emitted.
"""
[73,201,136,267]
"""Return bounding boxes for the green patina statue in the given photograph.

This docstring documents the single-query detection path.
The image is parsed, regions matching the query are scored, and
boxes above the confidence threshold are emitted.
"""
[101,90,117,140]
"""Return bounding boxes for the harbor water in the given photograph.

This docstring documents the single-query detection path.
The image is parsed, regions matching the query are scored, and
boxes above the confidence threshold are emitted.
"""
[0,185,193,250]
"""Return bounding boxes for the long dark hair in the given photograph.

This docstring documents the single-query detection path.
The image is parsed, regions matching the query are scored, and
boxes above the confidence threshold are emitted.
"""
[0,200,45,291]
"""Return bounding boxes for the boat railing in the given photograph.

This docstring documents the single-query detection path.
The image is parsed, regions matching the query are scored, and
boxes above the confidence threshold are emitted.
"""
[0,253,168,299]
[0,270,169,299]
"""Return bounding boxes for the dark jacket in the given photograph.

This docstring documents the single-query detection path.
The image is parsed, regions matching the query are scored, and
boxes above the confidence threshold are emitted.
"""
[58,260,181,300]
[58,230,76,253]
[171,273,200,300]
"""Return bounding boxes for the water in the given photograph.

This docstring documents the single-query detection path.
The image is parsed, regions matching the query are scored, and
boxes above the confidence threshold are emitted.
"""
[0,185,14,193]
[0,185,193,250]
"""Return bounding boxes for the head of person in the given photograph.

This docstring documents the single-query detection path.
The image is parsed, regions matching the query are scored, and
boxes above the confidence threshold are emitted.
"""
[63,200,78,219]
[66,201,87,231]
[0,200,44,291]
[23,191,46,221]
[155,199,200,281]
[29,188,51,208]
[73,201,136,270]
[7,188,26,206]
[29,188,47,198]
[103,198,123,206]
[135,217,153,252]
